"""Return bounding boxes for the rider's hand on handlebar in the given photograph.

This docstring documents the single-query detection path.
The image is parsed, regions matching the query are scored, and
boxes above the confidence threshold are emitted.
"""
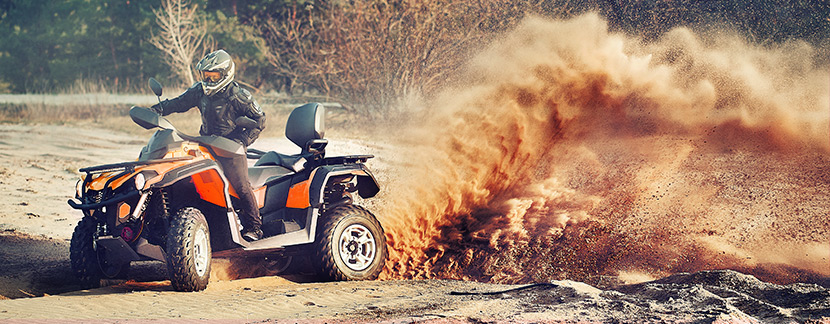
[149,103,163,115]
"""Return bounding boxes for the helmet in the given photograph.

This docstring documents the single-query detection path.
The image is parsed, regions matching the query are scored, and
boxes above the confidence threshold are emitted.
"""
[195,49,235,96]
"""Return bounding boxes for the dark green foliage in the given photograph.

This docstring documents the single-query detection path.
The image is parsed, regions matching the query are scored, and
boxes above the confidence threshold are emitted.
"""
[204,9,272,90]
[596,0,830,44]
[0,0,162,93]
[0,0,827,98]
[0,0,271,93]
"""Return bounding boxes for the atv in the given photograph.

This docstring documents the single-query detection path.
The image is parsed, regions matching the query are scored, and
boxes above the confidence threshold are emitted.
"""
[68,78,386,291]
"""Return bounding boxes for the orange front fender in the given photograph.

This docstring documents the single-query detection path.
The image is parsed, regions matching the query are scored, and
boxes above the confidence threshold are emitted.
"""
[191,169,229,208]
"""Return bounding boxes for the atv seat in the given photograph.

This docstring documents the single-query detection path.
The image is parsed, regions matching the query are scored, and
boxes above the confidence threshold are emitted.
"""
[247,165,293,189]
[254,151,306,172]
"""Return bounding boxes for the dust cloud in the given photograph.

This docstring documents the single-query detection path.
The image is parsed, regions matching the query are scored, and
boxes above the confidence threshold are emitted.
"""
[376,14,830,286]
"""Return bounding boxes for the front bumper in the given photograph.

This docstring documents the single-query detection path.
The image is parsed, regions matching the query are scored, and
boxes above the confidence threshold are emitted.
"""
[67,190,141,210]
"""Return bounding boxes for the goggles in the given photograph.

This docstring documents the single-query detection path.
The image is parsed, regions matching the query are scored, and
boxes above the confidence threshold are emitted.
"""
[201,71,222,83]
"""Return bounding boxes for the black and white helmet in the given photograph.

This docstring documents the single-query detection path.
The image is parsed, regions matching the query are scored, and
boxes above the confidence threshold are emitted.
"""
[195,49,235,96]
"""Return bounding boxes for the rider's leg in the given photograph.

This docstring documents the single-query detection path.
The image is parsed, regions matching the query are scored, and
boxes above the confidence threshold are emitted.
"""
[215,153,262,241]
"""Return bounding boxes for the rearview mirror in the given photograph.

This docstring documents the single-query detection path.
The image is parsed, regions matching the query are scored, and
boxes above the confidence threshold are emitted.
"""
[148,78,163,97]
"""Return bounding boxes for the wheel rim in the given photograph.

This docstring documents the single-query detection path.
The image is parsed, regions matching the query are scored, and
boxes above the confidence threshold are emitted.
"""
[193,226,209,277]
[338,224,376,271]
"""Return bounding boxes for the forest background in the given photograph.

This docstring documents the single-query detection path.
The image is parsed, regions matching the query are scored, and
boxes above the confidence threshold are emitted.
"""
[1,0,828,114]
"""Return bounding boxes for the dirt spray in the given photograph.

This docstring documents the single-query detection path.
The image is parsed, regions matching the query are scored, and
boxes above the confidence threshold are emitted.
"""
[376,14,830,285]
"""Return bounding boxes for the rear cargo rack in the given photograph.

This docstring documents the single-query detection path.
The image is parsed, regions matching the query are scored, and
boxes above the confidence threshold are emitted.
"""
[80,156,194,174]
[322,155,374,165]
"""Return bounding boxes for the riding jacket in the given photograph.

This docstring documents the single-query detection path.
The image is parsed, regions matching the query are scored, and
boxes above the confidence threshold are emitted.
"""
[151,82,266,146]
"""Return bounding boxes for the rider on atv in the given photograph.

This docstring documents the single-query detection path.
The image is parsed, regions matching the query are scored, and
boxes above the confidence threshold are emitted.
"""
[151,49,266,242]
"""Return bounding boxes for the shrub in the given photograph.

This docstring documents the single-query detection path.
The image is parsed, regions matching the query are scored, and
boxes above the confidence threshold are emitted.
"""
[249,0,576,115]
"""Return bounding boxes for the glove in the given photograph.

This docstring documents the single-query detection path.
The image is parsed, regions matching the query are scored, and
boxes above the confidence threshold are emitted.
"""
[149,103,163,115]
[226,129,248,146]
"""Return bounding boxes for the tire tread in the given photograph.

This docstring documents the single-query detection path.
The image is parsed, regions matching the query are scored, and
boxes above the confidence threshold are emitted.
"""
[69,217,102,289]
[315,205,386,281]
[166,207,210,292]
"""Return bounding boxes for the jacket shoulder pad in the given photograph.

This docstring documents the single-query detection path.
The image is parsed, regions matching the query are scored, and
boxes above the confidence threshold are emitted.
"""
[230,84,254,104]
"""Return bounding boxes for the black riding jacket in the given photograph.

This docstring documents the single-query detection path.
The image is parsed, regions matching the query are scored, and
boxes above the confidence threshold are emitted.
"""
[151,82,266,146]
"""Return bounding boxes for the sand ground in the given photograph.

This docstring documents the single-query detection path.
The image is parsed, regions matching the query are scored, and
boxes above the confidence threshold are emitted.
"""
[0,124,827,323]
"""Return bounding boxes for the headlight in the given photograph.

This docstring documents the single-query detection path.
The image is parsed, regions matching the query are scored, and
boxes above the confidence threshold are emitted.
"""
[134,173,146,191]
[75,180,84,198]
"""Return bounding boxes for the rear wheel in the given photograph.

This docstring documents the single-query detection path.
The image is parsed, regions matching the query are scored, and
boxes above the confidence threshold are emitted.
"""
[69,217,129,289]
[314,205,387,281]
[166,207,211,292]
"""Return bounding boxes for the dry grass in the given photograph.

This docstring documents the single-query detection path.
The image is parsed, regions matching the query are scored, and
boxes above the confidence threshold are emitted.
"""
[0,94,366,141]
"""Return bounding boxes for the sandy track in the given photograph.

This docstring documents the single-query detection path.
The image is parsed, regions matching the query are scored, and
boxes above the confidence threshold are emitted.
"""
[0,124,828,322]
[0,124,141,239]
[1,264,829,322]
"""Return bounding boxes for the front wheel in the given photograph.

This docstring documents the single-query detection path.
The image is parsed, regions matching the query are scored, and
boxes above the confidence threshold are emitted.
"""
[69,217,129,289]
[166,207,211,292]
[314,205,387,281]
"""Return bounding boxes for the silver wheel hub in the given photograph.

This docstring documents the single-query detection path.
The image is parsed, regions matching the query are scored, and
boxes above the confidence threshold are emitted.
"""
[338,224,376,271]
[193,226,209,277]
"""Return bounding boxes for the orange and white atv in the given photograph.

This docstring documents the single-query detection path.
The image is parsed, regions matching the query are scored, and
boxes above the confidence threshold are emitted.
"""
[68,78,386,292]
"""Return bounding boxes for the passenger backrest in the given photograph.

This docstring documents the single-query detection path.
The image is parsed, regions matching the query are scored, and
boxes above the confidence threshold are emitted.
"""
[285,103,325,151]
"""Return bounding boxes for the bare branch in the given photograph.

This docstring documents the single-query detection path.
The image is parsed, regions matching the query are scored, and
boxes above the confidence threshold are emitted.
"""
[149,0,209,87]
[256,0,554,114]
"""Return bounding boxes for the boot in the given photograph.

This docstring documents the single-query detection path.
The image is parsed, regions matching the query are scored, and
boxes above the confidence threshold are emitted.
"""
[242,227,263,242]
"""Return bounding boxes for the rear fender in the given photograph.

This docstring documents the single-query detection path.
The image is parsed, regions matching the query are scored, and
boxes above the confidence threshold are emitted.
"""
[225,165,379,251]
[308,164,380,208]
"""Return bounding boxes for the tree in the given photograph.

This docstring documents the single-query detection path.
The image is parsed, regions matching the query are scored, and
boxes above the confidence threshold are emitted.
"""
[149,0,212,87]
[244,0,561,113]
[0,0,160,93]
[204,9,272,90]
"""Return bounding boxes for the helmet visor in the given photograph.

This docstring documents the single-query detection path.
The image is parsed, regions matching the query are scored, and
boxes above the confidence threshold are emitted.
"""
[201,71,222,83]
